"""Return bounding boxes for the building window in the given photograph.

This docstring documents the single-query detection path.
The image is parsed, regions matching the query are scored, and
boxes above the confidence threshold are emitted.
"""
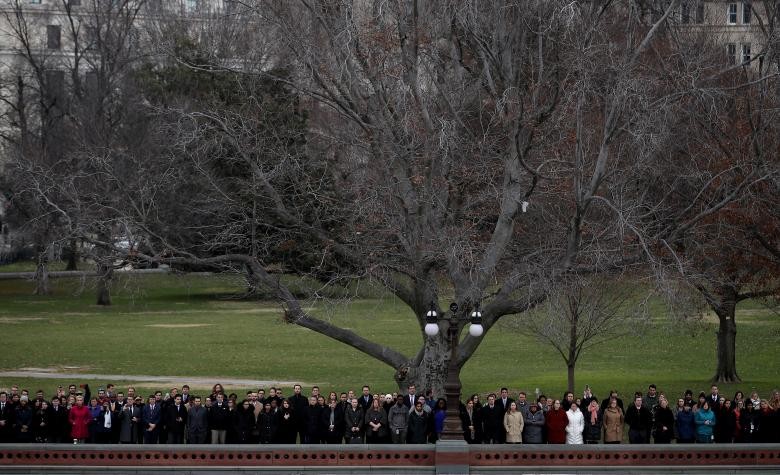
[742,43,751,64]
[185,0,198,12]
[681,2,690,23]
[47,25,61,50]
[742,2,751,24]
[69,0,81,6]
[727,3,738,24]
[30,0,42,5]
[727,43,736,65]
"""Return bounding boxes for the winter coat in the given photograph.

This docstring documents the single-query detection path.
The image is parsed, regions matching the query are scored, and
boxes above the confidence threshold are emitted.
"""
[68,405,91,440]
[739,408,758,442]
[675,409,695,441]
[407,410,429,444]
[13,405,33,442]
[694,408,716,440]
[388,404,409,432]
[545,409,568,444]
[365,407,389,440]
[522,409,545,444]
[603,406,624,443]
[258,410,278,444]
[565,409,584,444]
[344,406,364,441]
[652,406,674,443]
[583,408,603,443]
[715,408,736,443]
[503,411,524,443]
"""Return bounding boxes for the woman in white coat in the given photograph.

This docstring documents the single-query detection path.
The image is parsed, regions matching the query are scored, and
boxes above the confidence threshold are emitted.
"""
[565,402,585,444]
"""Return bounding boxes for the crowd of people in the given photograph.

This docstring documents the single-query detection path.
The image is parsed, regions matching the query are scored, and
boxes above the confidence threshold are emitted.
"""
[1,382,779,445]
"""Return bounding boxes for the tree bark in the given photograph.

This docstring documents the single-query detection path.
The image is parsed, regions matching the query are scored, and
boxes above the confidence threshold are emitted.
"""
[33,247,50,296]
[96,263,113,306]
[567,363,576,394]
[712,286,741,383]
[393,334,452,398]
[65,238,78,271]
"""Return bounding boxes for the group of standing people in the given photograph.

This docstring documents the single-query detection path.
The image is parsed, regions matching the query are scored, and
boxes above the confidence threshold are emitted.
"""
[459,384,780,445]
[1,382,779,445]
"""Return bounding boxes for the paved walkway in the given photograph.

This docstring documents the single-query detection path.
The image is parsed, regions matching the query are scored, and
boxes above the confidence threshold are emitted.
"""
[0,369,312,388]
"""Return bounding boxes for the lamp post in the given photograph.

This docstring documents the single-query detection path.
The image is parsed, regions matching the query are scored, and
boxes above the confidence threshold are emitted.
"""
[424,301,483,441]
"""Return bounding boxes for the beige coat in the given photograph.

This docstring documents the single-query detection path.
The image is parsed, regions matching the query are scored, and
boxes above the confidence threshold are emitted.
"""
[503,410,524,443]
[603,406,624,443]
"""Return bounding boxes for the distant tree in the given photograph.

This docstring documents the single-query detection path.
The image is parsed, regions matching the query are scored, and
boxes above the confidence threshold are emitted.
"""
[511,275,648,393]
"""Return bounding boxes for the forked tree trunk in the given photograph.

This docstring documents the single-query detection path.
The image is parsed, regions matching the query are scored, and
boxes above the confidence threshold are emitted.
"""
[712,286,741,383]
[393,334,451,398]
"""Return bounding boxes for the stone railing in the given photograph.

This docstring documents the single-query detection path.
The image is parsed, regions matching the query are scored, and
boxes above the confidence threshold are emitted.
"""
[0,443,779,472]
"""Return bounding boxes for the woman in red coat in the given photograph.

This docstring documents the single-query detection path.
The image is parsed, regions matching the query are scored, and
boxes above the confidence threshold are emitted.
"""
[68,396,91,443]
[545,399,569,444]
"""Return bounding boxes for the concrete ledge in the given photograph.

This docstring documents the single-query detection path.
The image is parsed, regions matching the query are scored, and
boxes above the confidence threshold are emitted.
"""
[0,443,778,473]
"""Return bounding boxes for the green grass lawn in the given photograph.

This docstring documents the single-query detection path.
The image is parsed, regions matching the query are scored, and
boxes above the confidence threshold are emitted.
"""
[1,267,778,403]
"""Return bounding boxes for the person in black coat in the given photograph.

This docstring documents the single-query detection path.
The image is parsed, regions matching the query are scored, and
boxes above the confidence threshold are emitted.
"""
[164,395,187,444]
[96,401,118,444]
[13,398,33,443]
[47,398,69,443]
[479,395,504,444]
[321,400,345,444]
[460,399,480,444]
[652,398,675,444]
[582,400,603,444]
[0,392,15,443]
[739,400,758,443]
[304,396,324,443]
[232,400,256,444]
[32,401,51,443]
[625,396,652,444]
[407,401,430,444]
[715,400,736,443]
[344,399,365,443]
[257,402,278,444]
[208,394,229,444]
[275,400,297,444]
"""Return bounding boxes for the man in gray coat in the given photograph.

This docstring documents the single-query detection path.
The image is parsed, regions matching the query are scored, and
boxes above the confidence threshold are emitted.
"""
[187,397,208,444]
[388,395,409,444]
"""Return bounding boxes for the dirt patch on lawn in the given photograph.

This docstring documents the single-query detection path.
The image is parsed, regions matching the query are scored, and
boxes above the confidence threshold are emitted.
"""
[0,317,45,324]
[145,323,214,328]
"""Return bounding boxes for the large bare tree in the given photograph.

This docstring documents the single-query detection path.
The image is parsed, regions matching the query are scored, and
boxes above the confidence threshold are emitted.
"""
[12,1,775,393]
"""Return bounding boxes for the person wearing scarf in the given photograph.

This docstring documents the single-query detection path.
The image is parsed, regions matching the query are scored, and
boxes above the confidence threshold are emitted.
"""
[583,399,603,444]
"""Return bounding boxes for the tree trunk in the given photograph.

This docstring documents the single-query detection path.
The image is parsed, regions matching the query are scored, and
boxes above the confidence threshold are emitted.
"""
[64,238,78,271]
[712,286,741,383]
[33,250,50,296]
[96,263,113,306]
[567,363,576,394]
[393,335,451,398]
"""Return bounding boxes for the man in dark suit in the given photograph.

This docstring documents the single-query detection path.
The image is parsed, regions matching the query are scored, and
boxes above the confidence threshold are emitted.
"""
[187,397,208,444]
[0,391,14,443]
[164,395,187,444]
[358,386,372,412]
[289,385,308,444]
[403,384,417,408]
[495,388,514,414]
[480,394,504,444]
[47,397,69,443]
[142,395,161,444]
